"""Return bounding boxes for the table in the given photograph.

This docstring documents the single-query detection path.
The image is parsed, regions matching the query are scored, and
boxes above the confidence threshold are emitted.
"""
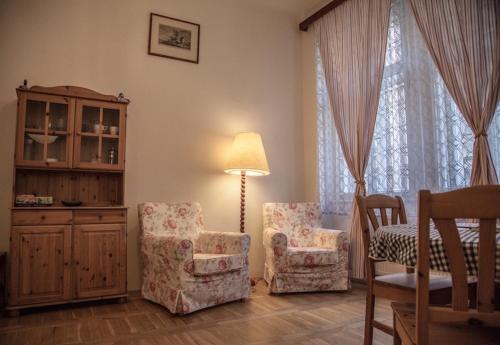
[369,224,500,279]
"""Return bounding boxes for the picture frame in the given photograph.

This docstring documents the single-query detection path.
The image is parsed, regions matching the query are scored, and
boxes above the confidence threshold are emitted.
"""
[148,13,200,64]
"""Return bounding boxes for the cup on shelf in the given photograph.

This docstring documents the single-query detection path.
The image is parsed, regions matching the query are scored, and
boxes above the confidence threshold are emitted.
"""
[109,126,119,135]
[57,118,65,130]
[93,124,109,134]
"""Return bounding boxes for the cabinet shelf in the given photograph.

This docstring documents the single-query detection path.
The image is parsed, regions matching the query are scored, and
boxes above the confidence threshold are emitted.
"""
[24,128,45,134]
[80,132,119,139]
[25,130,69,136]
[102,134,119,139]
[80,132,99,137]
[48,130,69,136]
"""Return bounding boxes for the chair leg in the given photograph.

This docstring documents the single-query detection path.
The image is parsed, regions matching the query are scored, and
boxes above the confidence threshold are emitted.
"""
[364,292,375,345]
[393,311,402,345]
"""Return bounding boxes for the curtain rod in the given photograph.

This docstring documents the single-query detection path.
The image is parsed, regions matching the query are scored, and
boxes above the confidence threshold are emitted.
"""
[299,0,348,31]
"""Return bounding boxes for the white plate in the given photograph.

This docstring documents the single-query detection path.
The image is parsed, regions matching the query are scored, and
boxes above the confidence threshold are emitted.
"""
[28,134,58,144]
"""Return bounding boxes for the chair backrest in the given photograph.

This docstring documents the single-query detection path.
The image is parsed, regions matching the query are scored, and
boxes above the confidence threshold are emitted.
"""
[137,202,204,241]
[263,202,321,247]
[416,186,500,345]
[356,194,407,270]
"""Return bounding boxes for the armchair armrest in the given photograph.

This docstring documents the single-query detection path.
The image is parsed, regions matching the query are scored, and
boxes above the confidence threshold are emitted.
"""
[313,228,349,251]
[262,228,287,249]
[196,231,251,255]
[313,228,349,269]
[142,233,193,262]
[263,227,288,272]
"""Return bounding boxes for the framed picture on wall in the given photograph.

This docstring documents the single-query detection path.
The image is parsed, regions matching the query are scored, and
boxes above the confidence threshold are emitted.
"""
[148,13,200,64]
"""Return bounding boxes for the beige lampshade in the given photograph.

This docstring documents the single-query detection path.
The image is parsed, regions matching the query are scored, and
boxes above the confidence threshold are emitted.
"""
[224,132,270,176]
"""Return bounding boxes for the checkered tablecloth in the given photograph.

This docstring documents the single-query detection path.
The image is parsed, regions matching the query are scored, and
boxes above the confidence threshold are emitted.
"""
[369,224,500,279]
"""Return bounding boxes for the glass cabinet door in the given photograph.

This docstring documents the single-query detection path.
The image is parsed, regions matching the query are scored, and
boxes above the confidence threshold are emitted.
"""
[74,100,125,170]
[17,94,74,168]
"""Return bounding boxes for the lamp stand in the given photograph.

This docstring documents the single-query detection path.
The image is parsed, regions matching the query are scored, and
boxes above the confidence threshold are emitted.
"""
[239,172,257,287]
[239,171,246,233]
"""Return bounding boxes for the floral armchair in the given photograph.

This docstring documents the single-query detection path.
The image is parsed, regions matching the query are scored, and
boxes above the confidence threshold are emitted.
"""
[138,202,251,314]
[263,202,349,293]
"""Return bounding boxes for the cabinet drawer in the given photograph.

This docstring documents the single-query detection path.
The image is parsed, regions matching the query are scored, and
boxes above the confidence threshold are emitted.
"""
[73,210,126,224]
[12,210,72,226]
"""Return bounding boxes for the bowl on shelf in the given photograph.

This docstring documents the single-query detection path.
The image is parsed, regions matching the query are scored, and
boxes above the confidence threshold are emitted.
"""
[28,133,58,144]
[61,200,82,207]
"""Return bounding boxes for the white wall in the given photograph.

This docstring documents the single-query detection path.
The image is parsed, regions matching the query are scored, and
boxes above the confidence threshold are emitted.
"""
[0,0,306,290]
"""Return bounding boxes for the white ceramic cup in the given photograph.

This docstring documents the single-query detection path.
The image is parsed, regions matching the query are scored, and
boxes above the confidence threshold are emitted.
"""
[110,126,119,135]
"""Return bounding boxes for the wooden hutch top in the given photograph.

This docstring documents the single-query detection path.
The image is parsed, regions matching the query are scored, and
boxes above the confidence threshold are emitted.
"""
[17,85,130,104]
[13,82,129,208]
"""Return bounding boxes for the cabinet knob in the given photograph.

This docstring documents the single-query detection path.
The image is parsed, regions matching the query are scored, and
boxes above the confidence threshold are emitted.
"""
[41,215,46,220]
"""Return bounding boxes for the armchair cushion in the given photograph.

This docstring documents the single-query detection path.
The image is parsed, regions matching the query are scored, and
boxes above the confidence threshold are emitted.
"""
[196,231,250,255]
[263,202,321,247]
[139,202,204,241]
[193,253,244,276]
[142,233,193,262]
[286,247,338,267]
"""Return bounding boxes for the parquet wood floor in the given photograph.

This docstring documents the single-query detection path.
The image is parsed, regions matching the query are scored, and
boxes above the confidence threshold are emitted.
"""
[0,282,393,345]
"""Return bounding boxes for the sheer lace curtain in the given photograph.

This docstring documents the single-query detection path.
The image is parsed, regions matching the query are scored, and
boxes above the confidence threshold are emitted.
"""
[317,0,500,218]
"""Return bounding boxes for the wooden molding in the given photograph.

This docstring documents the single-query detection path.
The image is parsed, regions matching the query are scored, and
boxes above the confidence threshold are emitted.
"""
[17,85,129,104]
[299,0,348,32]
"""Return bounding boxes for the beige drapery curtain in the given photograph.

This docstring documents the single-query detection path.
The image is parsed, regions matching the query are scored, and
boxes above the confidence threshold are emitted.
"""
[314,0,391,279]
[410,0,500,185]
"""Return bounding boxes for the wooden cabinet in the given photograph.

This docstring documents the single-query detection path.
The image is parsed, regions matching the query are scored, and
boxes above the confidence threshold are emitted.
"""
[15,93,75,169]
[15,85,128,172]
[12,210,73,226]
[8,84,129,315]
[74,223,126,298]
[8,209,127,311]
[74,99,126,171]
[9,225,72,305]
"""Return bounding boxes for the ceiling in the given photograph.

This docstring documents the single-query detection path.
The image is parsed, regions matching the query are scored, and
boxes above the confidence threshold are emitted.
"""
[245,0,329,18]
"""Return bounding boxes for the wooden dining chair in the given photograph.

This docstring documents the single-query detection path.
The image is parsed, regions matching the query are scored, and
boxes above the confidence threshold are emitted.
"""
[356,194,453,345]
[392,186,500,345]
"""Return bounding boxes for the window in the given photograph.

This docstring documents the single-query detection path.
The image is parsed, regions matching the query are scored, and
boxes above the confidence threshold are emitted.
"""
[317,0,500,216]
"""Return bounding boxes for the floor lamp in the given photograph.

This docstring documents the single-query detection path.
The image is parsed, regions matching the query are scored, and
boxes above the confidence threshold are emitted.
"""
[224,132,270,233]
